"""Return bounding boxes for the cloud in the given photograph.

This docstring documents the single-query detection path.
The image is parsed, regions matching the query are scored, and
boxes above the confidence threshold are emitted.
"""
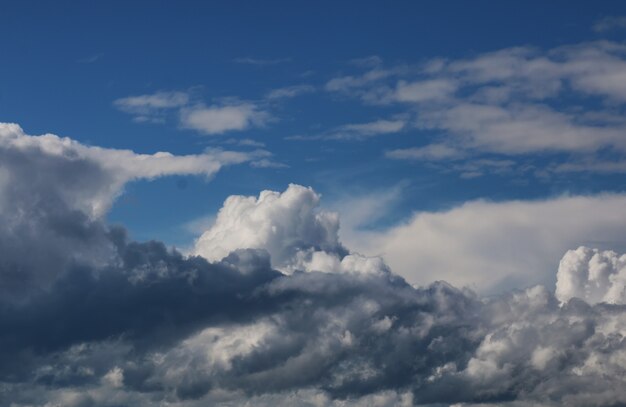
[114,91,272,135]
[593,16,626,32]
[234,57,292,66]
[0,122,262,298]
[193,184,347,271]
[326,41,626,174]
[347,193,626,293]
[113,91,190,122]
[556,246,626,304]
[386,144,464,160]
[266,85,315,100]
[180,103,270,135]
[1,165,626,406]
[287,119,406,141]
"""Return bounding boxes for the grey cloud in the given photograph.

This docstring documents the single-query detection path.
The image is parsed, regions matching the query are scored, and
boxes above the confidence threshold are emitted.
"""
[1,132,626,406]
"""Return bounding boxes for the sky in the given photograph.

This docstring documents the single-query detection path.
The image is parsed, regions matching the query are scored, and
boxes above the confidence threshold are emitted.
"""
[3,1,626,406]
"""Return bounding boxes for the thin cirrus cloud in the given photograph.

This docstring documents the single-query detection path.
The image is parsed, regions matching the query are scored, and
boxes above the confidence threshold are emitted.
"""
[326,41,626,175]
[286,118,407,141]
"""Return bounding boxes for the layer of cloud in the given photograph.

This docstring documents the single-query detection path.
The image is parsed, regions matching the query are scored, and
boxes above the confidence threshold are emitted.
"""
[325,41,626,174]
[347,193,626,293]
[3,125,626,406]
[0,122,261,298]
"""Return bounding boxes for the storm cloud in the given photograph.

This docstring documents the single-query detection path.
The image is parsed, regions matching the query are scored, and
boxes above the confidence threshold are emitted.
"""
[1,123,626,406]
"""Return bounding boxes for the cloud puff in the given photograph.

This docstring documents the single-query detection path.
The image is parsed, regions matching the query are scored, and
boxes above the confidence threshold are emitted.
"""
[556,246,626,304]
[193,184,347,271]
[180,103,270,135]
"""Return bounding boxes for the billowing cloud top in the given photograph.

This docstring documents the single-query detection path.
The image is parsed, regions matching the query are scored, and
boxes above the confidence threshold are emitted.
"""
[1,122,626,406]
[193,184,348,271]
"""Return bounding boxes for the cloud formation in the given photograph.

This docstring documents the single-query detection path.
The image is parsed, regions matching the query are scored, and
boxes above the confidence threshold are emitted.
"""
[556,246,626,305]
[2,127,626,406]
[346,193,626,293]
[0,123,261,298]
[114,91,271,135]
[326,41,626,175]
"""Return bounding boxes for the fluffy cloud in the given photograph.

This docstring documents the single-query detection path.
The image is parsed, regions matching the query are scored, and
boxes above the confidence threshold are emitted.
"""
[180,103,270,135]
[193,184,347,271]
[556,247,626,304]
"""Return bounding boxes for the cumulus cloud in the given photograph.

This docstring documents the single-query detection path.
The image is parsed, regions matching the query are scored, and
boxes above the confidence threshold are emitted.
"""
[0,123,261,297]
[2,134,626,406]
[556,246,626,304]
[193,184,347,271]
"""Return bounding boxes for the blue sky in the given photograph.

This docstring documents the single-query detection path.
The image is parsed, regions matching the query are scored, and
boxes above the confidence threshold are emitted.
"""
[6,2,626,405]
[3,0,626,290]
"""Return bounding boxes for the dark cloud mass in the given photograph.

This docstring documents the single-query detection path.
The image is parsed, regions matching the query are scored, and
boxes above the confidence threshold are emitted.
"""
[1,124,626,406]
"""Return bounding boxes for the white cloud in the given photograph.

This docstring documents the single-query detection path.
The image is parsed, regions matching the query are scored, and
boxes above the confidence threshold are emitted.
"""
[113,91,190,122]
[393,79,457,103]
[556,246,626,304]
[180,103,270,135]
[593,16,626,32]
[386,144,464,160]
[347,193,626,293]
[286,119,406,141]
[115,91,272,136]
[234,57,291,65]
[326,42,626,171]
[193,184,345,270]
[266,85,315,99]
[0,123,263,217]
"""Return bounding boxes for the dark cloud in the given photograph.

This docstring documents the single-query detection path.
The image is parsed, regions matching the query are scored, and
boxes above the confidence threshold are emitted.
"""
[1,123,626,406]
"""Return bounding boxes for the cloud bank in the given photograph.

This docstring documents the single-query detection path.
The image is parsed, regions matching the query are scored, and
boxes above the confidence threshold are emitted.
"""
[2,123,626,406]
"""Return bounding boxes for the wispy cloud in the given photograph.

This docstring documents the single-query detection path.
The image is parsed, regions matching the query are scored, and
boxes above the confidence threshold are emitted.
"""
[77,52,104,63]
[593,16,626,32]
[386,144,464,161]
[180,103,270,135]
[266,84,315,100]
[287,118,406,141]
[325,41,626,174]
[234,57,291,66]
[113,91,190,123]
[114,91,271,135]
